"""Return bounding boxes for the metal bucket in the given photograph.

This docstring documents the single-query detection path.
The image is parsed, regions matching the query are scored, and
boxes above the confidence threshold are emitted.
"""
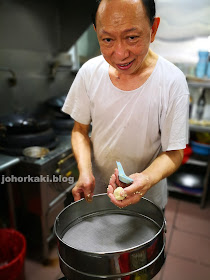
[54,194,166,280]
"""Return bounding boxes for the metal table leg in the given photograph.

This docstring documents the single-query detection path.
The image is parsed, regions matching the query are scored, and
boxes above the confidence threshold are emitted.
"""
[6,169,16,228]
[200,156,210,208]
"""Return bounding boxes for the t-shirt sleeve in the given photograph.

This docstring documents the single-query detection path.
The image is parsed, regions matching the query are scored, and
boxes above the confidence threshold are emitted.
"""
[62,68,91,125]
[160,76,189,151]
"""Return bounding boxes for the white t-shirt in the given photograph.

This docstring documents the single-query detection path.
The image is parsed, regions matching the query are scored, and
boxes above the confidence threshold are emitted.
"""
[62,55,189,209]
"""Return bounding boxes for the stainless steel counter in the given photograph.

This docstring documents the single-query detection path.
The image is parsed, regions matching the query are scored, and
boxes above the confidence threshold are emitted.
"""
[0,154,20,229]
[0,154,20,172]
[0,135,75,260]
[0,135,71,171]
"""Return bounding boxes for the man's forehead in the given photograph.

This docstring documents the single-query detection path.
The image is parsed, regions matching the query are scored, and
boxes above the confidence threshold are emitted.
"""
[99,0,142,5]
[97,0,144,16]
[96,0,146,26]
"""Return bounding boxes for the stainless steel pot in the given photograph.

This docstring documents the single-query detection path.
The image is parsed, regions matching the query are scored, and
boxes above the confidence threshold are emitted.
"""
[54,194,166,280]
[22,146,50,159]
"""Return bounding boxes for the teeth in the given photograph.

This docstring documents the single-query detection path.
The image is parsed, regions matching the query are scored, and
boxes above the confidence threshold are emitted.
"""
[120,62,131,67]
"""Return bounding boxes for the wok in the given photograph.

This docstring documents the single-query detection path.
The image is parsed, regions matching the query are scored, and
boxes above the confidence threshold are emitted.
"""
[0,128,56,148]
[0,113,50,134]
[46,95,71,119]
[168,163,205,189]
[46,95,66,111]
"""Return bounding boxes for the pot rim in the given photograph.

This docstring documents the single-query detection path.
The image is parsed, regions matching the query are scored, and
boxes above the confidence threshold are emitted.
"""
[58,241,166,278]
[54,194,165,256]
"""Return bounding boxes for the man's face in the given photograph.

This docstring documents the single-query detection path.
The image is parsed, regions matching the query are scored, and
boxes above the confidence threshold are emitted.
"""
[95,0,158,75]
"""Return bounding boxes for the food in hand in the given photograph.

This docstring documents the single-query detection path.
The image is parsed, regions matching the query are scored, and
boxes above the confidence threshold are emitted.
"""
[114,187,127,200]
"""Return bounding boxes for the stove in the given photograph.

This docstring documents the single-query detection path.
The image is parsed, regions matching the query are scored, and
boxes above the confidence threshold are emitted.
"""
[5,135,78,261]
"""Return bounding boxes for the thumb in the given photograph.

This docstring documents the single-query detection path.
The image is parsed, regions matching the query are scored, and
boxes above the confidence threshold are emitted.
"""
[83,185,94,202]
[123,182,142,196]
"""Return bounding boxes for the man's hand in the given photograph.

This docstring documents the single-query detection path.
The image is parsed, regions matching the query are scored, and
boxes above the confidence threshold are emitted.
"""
[107,150,183,208]
[72,172,95,202]
[107,168,151,208]
[71,121,94,202]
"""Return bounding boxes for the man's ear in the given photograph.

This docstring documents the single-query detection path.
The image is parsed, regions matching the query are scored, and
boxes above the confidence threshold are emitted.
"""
[151,17,160,43]
[93,24,96,32]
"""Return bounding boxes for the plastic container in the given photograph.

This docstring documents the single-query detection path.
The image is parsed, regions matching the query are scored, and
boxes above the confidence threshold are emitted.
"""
[191,140,210,155]
[196,89,206,120]
[196,51,208,78]
[206,55,210,78]
[182,144,193,164]
[0,229,26,280]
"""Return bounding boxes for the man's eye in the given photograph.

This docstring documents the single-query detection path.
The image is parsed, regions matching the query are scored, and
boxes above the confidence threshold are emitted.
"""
[103,38,112,43]
[129,36,138,40]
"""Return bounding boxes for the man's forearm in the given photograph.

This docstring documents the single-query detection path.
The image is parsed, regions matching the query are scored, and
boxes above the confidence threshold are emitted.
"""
[142,150,184,187]
[71,122,92,175]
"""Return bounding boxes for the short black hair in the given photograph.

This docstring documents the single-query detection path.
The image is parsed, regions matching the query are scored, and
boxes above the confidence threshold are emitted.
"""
[91,0,156,28]
[91,0,101,28]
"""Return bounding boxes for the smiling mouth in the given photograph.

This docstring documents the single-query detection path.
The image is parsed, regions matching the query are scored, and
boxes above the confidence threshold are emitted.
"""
[119,61,132,66]
[117,60,134,70]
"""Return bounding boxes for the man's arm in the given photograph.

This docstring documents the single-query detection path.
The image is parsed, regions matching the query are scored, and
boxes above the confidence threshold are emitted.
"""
[142,149,184,186]
[108,149,184,207]
[71,121,95,201]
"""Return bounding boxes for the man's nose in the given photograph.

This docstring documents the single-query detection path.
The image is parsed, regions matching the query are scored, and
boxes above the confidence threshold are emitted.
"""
[114,41,129,60]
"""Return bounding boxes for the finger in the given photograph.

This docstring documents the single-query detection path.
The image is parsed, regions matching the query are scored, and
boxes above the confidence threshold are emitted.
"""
[121,195,141,207]
[107,184,114,195]
[108,192,124,208]
[108,193,128,208]
[72,188,83,201]
[109,193,141,208]
[85,193,93,203]
[83,190,93,202]
[109,174,117,189]
[114,168,120,186]
[123,183,144,197]
[117,187,144,202]
[114,168,128,188]
[83,186,94,203]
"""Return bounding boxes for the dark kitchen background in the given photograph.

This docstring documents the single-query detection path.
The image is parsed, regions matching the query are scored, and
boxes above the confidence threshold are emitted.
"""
[0,0,100,115]
[0,0,210,280]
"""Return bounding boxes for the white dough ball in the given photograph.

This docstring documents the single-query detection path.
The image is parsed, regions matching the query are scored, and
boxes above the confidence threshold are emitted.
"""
[114,187,127,200]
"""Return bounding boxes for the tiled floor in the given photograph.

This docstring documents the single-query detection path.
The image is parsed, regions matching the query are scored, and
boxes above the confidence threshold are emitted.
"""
[24,193,210,280]
[154,193,210,280]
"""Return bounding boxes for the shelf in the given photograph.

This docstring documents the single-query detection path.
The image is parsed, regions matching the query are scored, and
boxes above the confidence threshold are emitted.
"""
[186,76,210,88]
[168,184,202,197]
[189,123,210,133]
[167,155,210,207]
[186,157,208,167]
[184,149,209,166]
[173,75,210,207]
[0,154,20,172]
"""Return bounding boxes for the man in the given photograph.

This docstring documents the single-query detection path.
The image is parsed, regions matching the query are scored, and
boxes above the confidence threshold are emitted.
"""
[62,0,189,209]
